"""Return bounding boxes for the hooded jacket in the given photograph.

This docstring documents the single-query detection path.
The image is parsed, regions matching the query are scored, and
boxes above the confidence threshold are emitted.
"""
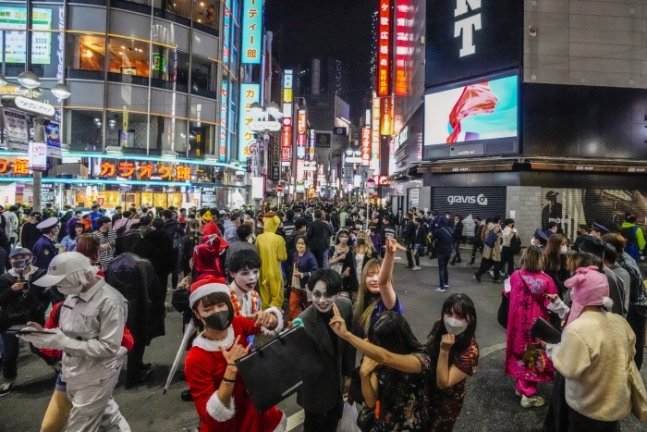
[193,234,225,281]
[431,217,454,257]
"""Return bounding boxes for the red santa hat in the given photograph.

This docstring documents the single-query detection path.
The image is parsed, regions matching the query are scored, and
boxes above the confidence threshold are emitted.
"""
[189,275,229,308]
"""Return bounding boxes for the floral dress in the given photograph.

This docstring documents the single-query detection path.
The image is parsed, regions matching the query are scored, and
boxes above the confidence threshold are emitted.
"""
[372,352,431,432]
[504,270,557,382]
[429,338,479,432]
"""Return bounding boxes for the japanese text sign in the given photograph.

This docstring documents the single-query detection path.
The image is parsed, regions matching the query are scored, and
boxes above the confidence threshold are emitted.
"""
[241,0,262,64]
[361,127,371,166]
[98,160,192,181]
[377,0,392,96]
[238,83,261,160]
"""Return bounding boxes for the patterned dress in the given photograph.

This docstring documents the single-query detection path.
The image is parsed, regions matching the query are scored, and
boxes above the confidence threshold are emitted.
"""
[504,270,558,382]
[428,338,479,432]
[372,352,431,432]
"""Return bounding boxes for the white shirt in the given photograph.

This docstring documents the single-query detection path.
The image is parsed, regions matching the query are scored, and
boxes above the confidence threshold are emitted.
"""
[229,281,253,316]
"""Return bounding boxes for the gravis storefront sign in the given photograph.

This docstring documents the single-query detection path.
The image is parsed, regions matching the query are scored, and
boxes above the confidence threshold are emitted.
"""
[454,0,482,57]
[447,193,488,206]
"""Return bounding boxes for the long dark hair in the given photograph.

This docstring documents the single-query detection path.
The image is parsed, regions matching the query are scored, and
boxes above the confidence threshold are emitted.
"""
[368,312,423,355]
[544,234,566,273]
[426,294,477,367]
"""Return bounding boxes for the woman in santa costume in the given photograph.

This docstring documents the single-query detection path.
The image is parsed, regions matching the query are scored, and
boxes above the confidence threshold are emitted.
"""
[184,280,286,432]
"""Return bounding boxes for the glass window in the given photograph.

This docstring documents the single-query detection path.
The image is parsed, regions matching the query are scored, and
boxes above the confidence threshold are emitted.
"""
[107,37,151,84]
[191,55,217,98]
[67,109,104,152]
[105,111,153,150]
[189,121,213,158]
[151,49,189,92]
[160,117,187,152]
[66,34,105,79]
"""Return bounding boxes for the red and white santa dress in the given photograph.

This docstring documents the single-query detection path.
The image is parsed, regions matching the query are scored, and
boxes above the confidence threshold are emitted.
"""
[184,282,286,432]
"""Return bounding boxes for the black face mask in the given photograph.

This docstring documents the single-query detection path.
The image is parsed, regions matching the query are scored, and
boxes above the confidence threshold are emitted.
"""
[11,259,29,270]
[201,310,231,331]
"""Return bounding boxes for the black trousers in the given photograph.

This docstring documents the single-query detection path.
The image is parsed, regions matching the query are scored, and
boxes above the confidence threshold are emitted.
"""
[171,248,180,289]
[627,306,647,370]
[471,241,483,262]
[311,249,325,269]
[126,330,147,385]
[500,246,515,276]
[567,406,619,432]
[405,245,414,267]
[476,257,501,280]
[303,399,343,432]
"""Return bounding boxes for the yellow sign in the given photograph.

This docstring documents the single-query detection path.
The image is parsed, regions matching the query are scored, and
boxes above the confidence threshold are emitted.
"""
[0,86,22,96]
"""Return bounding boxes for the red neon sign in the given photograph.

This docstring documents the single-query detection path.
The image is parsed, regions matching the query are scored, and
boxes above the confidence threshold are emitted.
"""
[394,0,413,96]
[377,0,392,97]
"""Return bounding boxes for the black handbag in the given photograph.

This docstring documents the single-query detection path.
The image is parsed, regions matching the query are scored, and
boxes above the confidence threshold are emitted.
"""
[235,326,323,412]
[348,366,364,405]
[356,404,376,432]
[497,293,509,329]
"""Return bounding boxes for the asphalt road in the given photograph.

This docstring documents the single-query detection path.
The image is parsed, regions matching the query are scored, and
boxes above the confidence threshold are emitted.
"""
[1,253,646,431]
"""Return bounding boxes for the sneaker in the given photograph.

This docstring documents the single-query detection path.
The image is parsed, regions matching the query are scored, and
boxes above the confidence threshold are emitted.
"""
[412,266,421,271]
[474,272,481,282]
[435,286,447,292]
[521,395,545,408]
[444,284,449,289]
[0,380,15,398]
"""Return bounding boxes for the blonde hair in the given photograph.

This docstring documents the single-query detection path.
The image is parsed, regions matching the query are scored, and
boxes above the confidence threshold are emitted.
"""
[354,231,374,258]
[353,259,382,335]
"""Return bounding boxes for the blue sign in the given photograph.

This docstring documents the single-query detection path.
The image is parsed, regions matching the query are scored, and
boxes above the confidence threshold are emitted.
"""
[241,0,262,64]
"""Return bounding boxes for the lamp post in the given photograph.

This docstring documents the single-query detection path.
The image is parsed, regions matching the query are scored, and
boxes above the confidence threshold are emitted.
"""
[0,72,72,212]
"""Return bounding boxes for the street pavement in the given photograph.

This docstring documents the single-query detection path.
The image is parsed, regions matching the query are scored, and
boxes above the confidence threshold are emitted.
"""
[1,251,646,431]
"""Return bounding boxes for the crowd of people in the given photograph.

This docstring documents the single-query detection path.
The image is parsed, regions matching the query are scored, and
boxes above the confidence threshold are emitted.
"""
[0,198,645,432]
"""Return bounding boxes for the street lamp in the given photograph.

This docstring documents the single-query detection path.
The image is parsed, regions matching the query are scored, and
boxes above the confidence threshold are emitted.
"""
[0,73,72,213]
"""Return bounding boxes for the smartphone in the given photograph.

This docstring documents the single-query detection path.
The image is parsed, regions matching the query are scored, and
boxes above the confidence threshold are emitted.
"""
[5,329,56,335]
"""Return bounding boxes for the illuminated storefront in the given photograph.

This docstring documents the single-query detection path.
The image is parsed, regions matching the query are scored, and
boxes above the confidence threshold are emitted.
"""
[0,0,247,204]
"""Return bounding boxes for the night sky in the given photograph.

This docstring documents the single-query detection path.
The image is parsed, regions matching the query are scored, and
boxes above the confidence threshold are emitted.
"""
[265,0,376,121]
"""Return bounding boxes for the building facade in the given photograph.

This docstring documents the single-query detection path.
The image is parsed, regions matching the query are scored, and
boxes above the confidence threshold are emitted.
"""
[0,0,251,209]
[388,0,647,243]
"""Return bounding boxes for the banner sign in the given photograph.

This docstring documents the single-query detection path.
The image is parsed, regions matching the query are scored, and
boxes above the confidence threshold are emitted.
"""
[315,132,331,148]
[238,83,260,160]
[241,0,262,64]
[44,120,61,159]
[28,142,48,170]
[220,82,228,161]
[2,108,29,152]
[222,0,231,65]
[394,0,413,96]
[377,0,392,96]
[281,117,292,163]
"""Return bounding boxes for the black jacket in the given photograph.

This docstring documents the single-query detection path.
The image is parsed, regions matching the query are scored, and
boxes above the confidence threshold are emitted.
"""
[105,253,163,342]
[0,268,49,330]
[453,222,464,242]
[403,220,416,246]
[296,297,356,412]
[431,218,454,257]
[134,230,174,277]
[161,219,185,249]
[414,224,428,245]
[307,220,333,252]
[21,223,40,252]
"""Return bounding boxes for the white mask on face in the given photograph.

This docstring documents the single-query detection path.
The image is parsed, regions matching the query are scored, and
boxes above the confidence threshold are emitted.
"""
[443,316,469,336]
[233,268,259,292]
[560,245,568,254]
[530,238,537,246]
[56,267,98,296]
[311,280,336,313]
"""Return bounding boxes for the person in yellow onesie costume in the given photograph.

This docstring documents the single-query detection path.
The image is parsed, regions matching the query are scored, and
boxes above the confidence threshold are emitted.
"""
[255,212,287,310]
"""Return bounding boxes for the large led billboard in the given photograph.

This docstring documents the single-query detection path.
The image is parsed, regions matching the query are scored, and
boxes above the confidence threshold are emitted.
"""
[424,72,519,159]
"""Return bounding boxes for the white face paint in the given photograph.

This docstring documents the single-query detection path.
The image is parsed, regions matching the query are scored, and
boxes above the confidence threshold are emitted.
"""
[232,267,259,292]
[311,280,337,313]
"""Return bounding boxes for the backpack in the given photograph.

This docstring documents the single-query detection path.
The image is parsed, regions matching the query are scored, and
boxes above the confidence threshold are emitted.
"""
[510,234,522,255]
[484,229,498,248]
[621,226,638,246]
